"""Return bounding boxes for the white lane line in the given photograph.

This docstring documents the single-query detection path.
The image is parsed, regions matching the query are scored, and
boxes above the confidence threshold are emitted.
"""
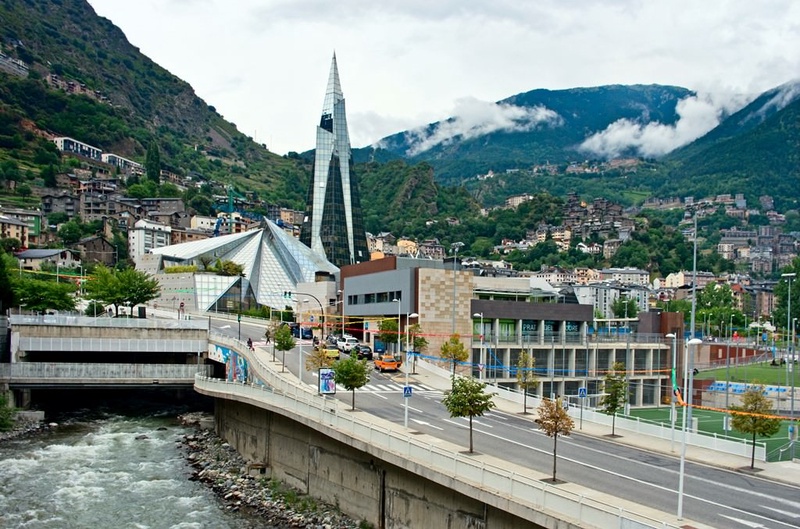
[455,423,798,529]
[412,419,443,431]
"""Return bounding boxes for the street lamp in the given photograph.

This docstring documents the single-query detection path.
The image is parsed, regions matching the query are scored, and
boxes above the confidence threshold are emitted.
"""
[450,241,464,334]
[393,298,401,356]
[678,337,703,520]
[725,313,733,414]
[404,311,419,428]
[298,299,308,384]
[473,312,484,381]
[337,289,345,336]
[665,333,677,452]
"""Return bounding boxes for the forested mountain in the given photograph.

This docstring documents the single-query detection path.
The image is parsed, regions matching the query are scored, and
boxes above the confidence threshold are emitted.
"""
[657,82,800,209]
[355,85,693,185]
[0,0,308,206]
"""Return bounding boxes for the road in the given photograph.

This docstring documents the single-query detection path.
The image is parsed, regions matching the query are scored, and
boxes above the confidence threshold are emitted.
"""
[224,317,800,529]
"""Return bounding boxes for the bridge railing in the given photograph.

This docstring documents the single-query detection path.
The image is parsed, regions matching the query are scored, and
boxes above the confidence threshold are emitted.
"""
[1,362,212,381]
[9,314,208,330]
[203,335,687,529]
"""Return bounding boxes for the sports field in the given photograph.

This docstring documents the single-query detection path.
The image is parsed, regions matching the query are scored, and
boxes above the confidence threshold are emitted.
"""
[628,406,795,461]
[697,361,799,387]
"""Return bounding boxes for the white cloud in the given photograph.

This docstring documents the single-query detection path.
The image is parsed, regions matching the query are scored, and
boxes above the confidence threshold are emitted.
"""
[87,0,800,155]
[579,92,753,159]
[397,99,561,156]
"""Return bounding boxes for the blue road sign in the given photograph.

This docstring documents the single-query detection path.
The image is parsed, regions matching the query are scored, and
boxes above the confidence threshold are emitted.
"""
[403,386,412,398]
[578,387,587,398]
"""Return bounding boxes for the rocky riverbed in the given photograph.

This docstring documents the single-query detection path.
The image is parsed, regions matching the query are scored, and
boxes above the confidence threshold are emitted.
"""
[178,413,364,529]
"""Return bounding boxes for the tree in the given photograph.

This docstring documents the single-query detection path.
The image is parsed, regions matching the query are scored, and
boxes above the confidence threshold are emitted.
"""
[600,361,628,436]
[83,265,126,316]
[440,334,469,376]
[16,183,31,198]
[537,397,575,482]
[730,385,783,469]
[41,163,58,187]
[611,296,639,319]
[273,324,296,373]
[442,376,496,453]
[334,356,370,410]
[117,268,161,311]
[516,350,538,413]
[306,347,334,372]
[146,140,161,184]
[0,237,22,253]
[13,278,76,313]
[0,251,16,312]
[376,318,399,353]
[408,322,428,374]
[57,221,83,245]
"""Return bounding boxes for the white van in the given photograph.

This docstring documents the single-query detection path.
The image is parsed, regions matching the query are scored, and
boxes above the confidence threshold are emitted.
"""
[337,336,359,352]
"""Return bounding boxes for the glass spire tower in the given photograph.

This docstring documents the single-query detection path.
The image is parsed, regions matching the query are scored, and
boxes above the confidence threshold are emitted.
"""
[300,53,369,268]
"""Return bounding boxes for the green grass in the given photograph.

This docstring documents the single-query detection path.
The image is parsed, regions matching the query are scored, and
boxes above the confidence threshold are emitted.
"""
[698,362,798,387]
[629,406,795,461]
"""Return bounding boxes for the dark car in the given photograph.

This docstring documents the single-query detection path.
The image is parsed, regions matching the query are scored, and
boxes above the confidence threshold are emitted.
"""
[352,344,373,360]
[286,323,313,340]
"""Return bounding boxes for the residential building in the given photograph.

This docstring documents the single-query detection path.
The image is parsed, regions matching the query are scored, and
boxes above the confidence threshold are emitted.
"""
[599,267,649,286]
[129,219,172,268]
[52,137,102,161]
[71,235,117,267]
[16,248,80,272]
[299,54,369,267]
[0,215,30,247]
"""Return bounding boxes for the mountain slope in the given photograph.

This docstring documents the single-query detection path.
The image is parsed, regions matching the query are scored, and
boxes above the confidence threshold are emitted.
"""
[658,82,800,208]
[0,0,308,205]
[356,85,693,185]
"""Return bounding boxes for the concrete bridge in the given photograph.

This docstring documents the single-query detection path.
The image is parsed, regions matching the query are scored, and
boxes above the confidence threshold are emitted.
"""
[201,333,702,529]
[3,314,213,407]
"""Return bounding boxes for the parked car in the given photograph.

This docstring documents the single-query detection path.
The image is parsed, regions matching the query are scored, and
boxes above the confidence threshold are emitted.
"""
[352,344,373,360]
[284,323,313,340]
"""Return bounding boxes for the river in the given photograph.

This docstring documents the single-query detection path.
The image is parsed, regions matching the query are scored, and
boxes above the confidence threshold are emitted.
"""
[0,415,269,529]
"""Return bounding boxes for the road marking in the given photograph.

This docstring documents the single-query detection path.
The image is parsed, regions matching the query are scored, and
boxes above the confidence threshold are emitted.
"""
[460,424,798,529]
[764,506,800,519]
[719,514,767,528]
[412,419,443,431]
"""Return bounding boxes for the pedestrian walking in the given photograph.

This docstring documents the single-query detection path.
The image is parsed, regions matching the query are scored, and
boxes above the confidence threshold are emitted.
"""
[247,338,253,351]
[264,330,271,343]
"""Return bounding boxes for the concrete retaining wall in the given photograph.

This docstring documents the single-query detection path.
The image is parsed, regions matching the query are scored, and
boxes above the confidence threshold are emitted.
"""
[214,398,544,529]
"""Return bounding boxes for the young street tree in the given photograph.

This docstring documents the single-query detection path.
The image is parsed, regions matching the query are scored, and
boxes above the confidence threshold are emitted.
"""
[334,356,370,410]
[611,296,639,319]
[442,376,496,453]
[440,334,469,377]
[517,350,538,414]
[730,385,783,469]
[306,347,334,372]
[600,361,628,436]
[376,318,399,353]
[273,324,296,373]
[84,265,160,316]
[117,268,160,313]
[13,278,76,313]
[537,397,575,482]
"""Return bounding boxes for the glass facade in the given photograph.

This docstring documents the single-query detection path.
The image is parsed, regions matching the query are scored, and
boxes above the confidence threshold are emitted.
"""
[300,54,369,268]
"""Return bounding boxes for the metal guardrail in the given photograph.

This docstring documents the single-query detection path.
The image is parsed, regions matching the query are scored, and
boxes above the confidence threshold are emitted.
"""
[8,314,209,330]
[20,337,207,354]
[203,334,688,529]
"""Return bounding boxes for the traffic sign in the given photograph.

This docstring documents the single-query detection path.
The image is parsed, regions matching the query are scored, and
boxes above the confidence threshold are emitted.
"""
[309,315,314,322]
[179,302,184,309]
[578,387,587,398]
[403,386,412,398]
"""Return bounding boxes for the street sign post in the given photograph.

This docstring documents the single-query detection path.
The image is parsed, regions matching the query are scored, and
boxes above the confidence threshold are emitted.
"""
[403,386,412,398]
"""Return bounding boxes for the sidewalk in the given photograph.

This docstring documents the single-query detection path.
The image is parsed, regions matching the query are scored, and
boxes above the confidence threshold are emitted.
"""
[402,361,800,488]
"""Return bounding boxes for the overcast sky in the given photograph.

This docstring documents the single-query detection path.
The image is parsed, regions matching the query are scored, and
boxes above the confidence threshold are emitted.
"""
[87,0,799,156]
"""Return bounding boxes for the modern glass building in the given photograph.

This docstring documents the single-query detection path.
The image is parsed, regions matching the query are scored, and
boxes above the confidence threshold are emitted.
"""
[300,54,369,268]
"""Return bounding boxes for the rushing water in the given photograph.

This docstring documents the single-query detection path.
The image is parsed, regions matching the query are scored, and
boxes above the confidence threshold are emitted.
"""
[0,415,268,529]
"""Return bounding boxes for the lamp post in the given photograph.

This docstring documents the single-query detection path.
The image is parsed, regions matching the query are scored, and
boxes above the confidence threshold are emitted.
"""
[450,241,464,334]
[473,312,484,381]
[393,298,401,356]
[678,337,703,520]
[337,289,345,337]
[782,272,795,421]
[725,313,733,414]
[666,333,677,452]
[298,300,306,384]
[404,311,419,428]
[793,315,797,461]
[687,212,698,429]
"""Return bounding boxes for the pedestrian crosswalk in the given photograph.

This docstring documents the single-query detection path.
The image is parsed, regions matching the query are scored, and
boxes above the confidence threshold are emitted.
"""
[357,383,439,394]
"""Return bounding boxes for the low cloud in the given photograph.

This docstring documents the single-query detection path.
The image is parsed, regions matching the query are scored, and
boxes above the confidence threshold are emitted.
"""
[397,98,561,156]
[579,91,751,159]
[751,79,800,120]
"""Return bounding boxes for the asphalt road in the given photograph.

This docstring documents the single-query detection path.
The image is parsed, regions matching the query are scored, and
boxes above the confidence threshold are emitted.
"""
[224,317,800,529]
